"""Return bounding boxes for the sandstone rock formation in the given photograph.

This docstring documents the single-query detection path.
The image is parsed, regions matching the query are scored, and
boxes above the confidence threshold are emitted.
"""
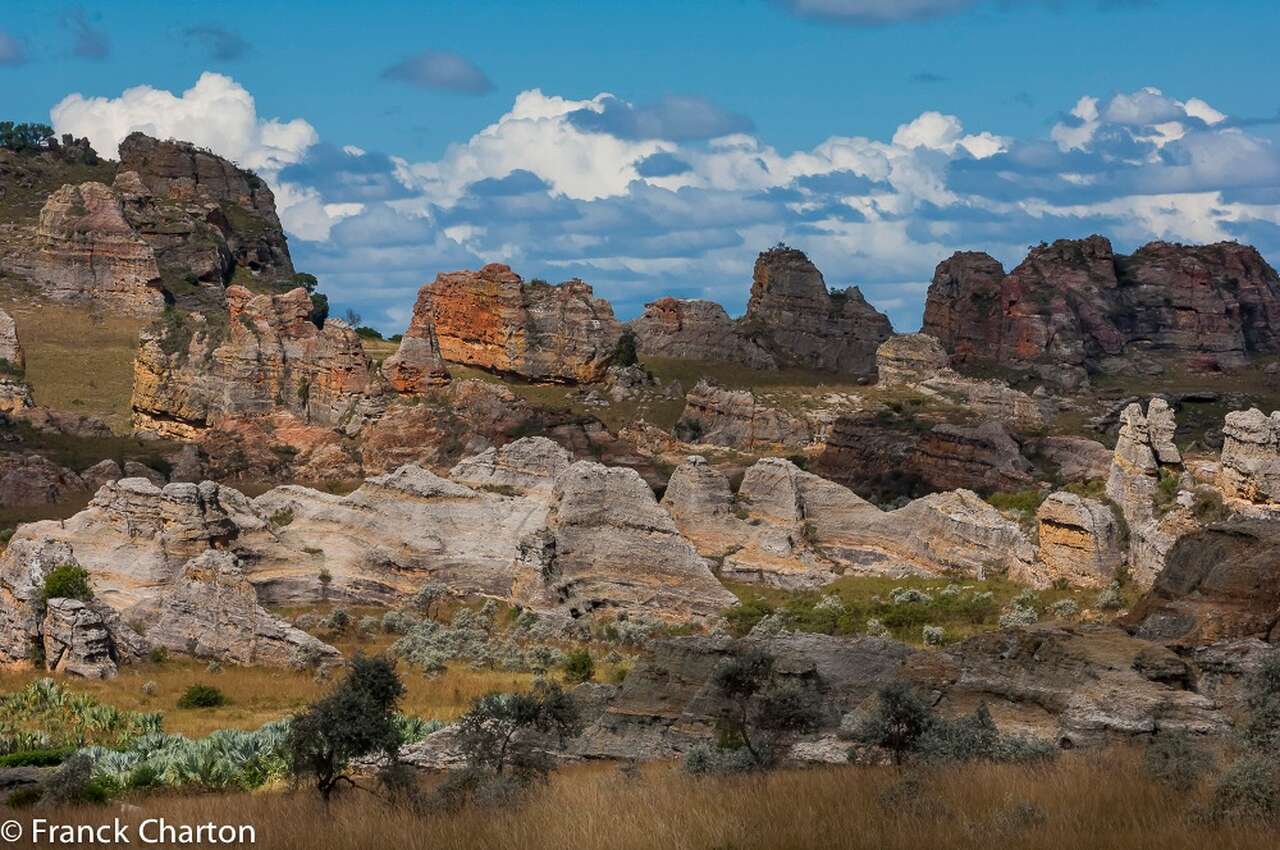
[382,286,450,392]
[136,550,339,668]
[675,379,810,450]
[1123,522,1280,645]
[425,264,623,383]
[0,452,86,507]
[448,436,572,497]
[902,624,1230,746]
[0,308,24,370]
[875,333,949,385]
[132,285,385,440]
[1027,492,1124,588]
[117,133,293,284]
[1218,408,1280,504]
[744,246,892,379]
[31,181,165,316]
[41,598,119,679]
[912,420,1034,492]
[1031,436,1113,483]
[661,456,1033,587]
[923,236,1280,385]
[629,298,775,367]
[1105,399,1196,589]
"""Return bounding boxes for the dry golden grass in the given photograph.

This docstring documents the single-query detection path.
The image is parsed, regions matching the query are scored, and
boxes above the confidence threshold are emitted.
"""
[1,300,144,433]
[26,749,1276,850]
[0,661,532,738]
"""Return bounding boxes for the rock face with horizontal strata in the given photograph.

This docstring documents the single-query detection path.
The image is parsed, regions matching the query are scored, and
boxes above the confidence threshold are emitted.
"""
[1027,492,1125,588]
[425,263,623,383]
[675,379,810,450]
[31,182,165,316]
[876,333,950,385]
[629,297,775,367]
[131,285,385,440]
[923,236,1280,386]
[41,598,119,679]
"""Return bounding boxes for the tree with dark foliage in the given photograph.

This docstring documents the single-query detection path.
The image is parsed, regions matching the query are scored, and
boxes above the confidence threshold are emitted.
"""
[287,655,405,802]
[711,647,821,767]
[456,680,581,781]
[0,122,55,153]
[853,681,933,765]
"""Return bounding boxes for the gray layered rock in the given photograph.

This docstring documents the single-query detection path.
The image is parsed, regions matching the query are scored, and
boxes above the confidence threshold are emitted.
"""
[448,436,572,497]
[1218,408,1280,504]
[630,298,775,367]
[1032,436,1113,483]
[0,308,24,370]
[0,452,86,507]
[912,420,1034,492]
[135,550,338,668]
[41,598,118,679]
[676,379,810,450]
[875,333,949,385]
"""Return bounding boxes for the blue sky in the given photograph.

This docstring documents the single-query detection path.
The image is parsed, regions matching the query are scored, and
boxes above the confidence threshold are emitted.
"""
[3,1,1280,331]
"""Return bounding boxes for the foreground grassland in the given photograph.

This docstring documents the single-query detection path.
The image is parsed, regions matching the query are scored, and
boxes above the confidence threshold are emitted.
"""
[29,751,1276,850]
[0,662,531,739]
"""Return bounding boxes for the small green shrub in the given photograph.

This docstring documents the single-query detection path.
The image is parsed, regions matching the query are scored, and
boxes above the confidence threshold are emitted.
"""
[1206,756,1280,822]
[562,649,595,684]
[0,747,74,768]
[41,564,93,604]
[177,683,229,709]
[1144,732,1212,791]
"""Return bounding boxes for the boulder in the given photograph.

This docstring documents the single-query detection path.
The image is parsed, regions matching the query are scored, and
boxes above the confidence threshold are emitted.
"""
[0,452,85,507]
[1027,492,1124,588]
[1123,522,1280,645]
[1218,408,1280,504]
[744,246,892,379]
[80,459,124,491]
[513,461,735,620]
[629,297,775,367]
[448,436,572,498]
[426,264,623,383]
[382,286,451,392]
[1031,436,1113,483]
[41,598,118,679]
[0,308,24,370]
[875,333,949,385]
[922,236,1280,385]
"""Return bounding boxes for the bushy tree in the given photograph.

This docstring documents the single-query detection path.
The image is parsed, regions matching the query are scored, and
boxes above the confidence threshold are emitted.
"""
[0,122,55,153]
[710,647,821,768]
[456,680,581,781]
[852,682,932,765]
[1144,732,1213,791]
[287,655,405,802]
[612,330,639,367]
[1242,654,1280,753]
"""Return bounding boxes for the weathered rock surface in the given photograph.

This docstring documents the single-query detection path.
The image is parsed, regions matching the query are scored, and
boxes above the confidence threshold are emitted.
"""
[675,379,810,450]
[923,236,1280,385]
[117,132,293,284]
[876,333,949,385]
[912,420,1034,492]
[661,456,1033,587]
[1218,408,1280,504]
[1123,522,1280,645]
[0,452,86,507]
[1031,435,1113,483]
[0,308,24,370]
[745,246,892,379]
[381,286,450,392]
[1027,492,1124,588]
[448,436,572,497]
[1105,399,1193,588]
[132,286,385,439]
[629,298,775,367]
[41,598,118,679]
[31,182,165,316]
[135,550,339,668]
[426,264,623,383]
[574,633,914,760]
[903,624,1231,746]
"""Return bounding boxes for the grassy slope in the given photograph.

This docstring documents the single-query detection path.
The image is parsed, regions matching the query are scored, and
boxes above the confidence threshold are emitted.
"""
[34,751,1276,850]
